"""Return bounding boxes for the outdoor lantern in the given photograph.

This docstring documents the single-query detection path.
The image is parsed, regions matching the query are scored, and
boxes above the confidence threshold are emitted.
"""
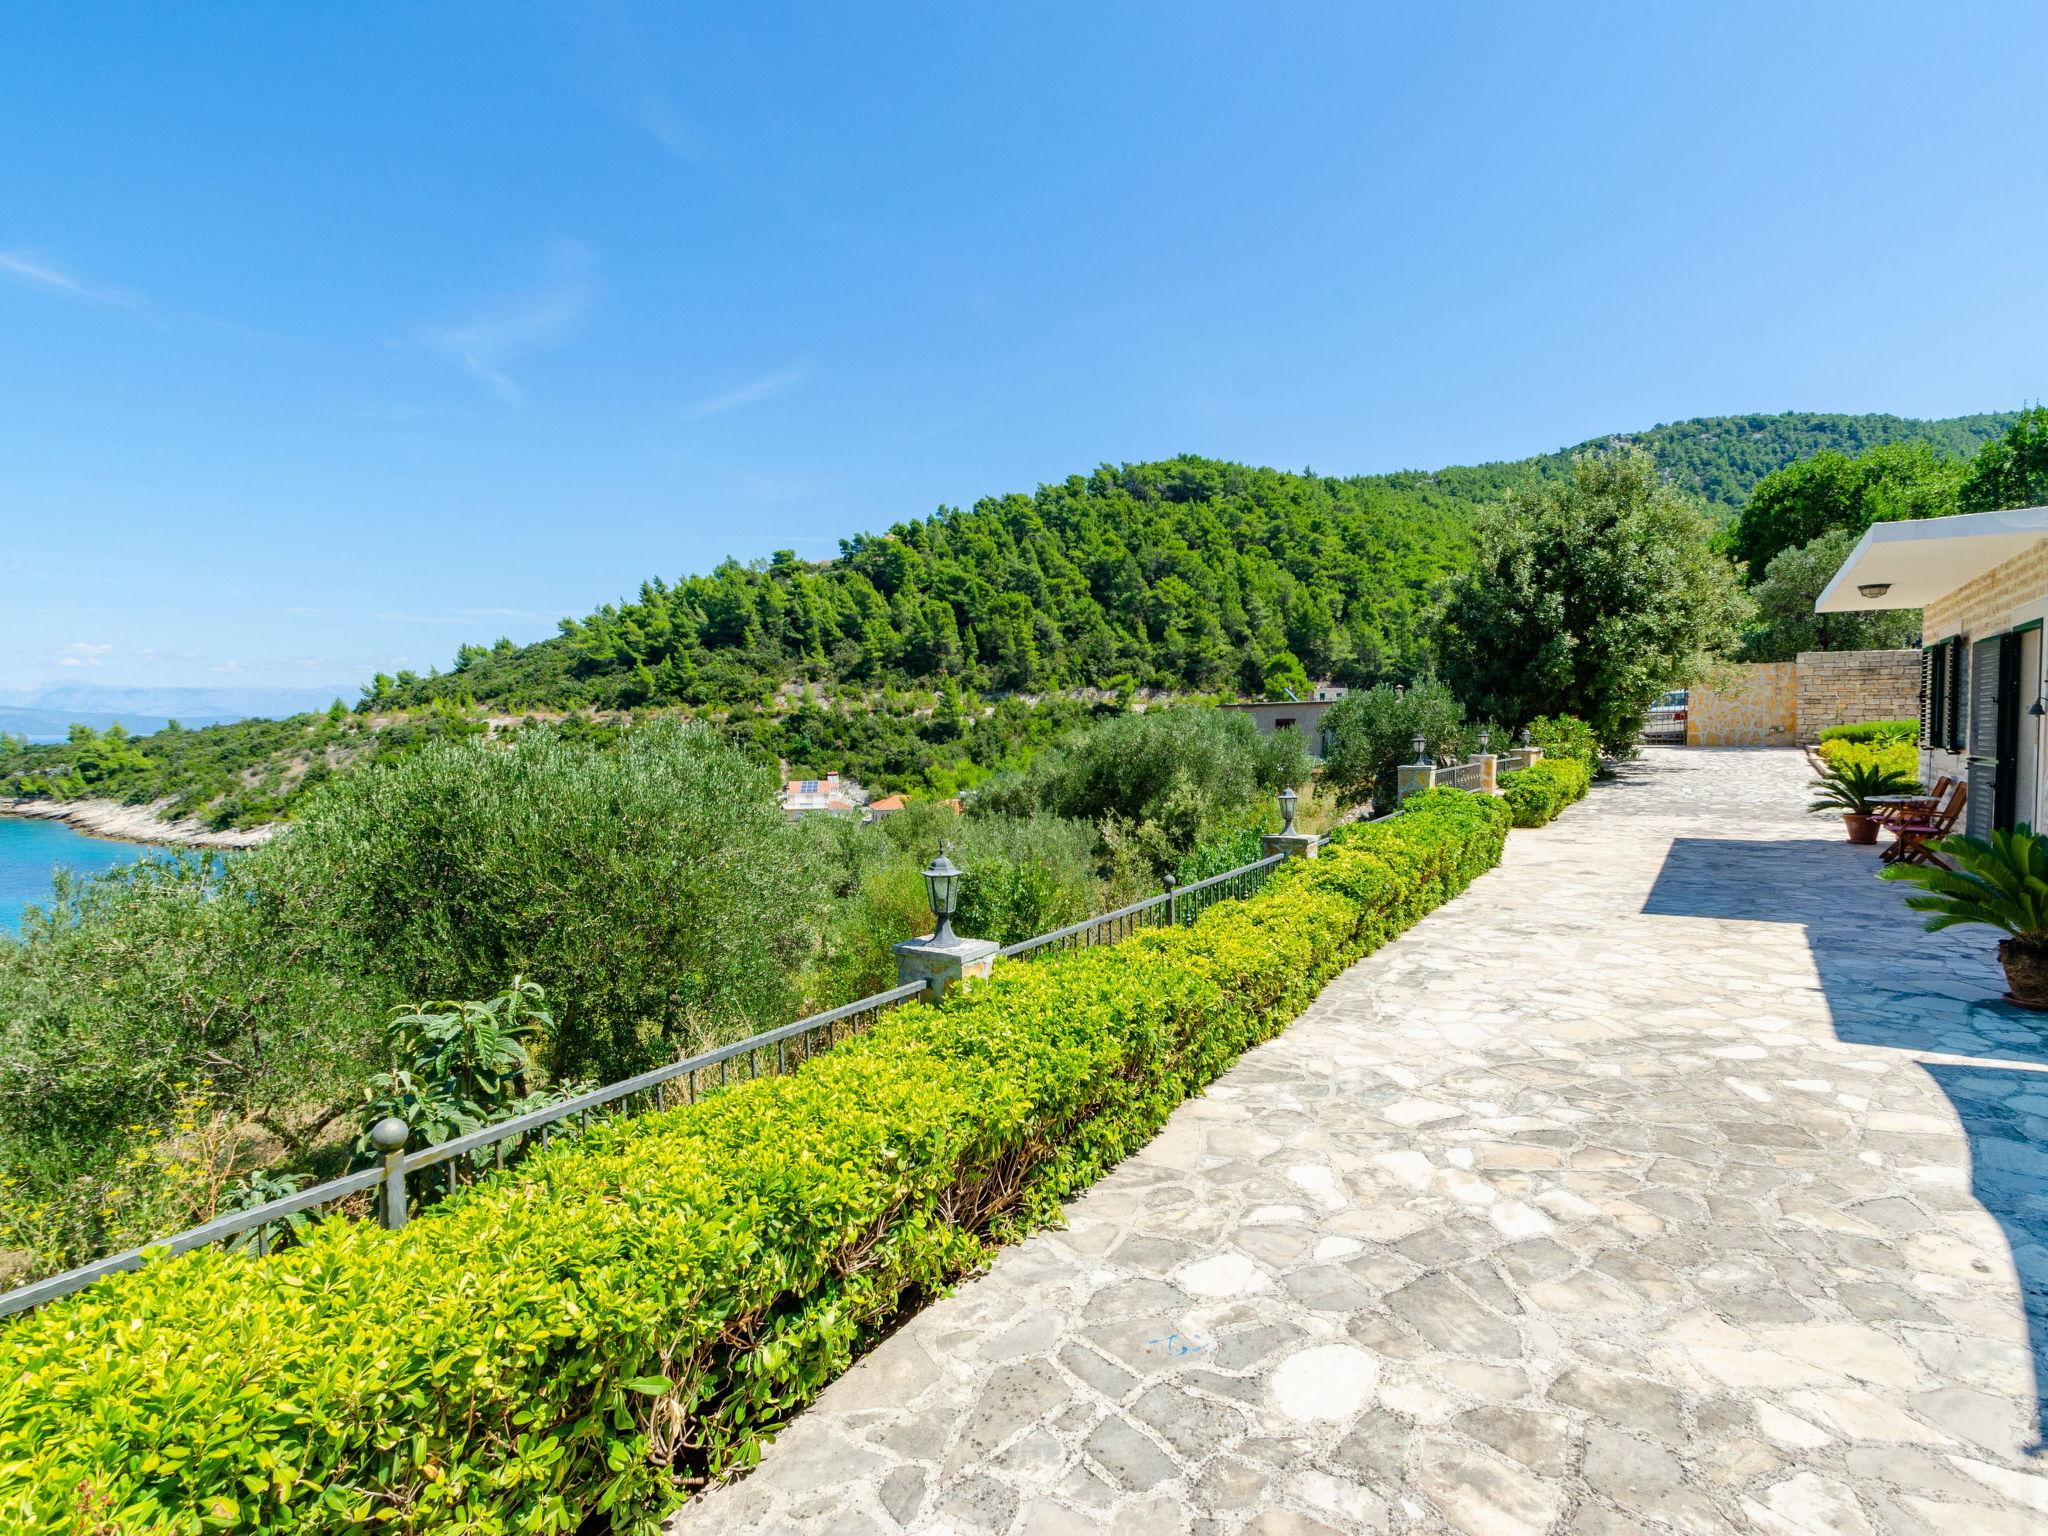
[922,848,963,945]
[1478,729,1490,753]
[1278,786,1298,835]
[1413,733,1428,763]
[1858,583,1892,599]
[1521,726,1533,748]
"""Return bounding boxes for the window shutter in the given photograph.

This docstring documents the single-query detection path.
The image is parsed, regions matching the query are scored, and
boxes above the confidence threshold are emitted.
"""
[1920,644,1939,750]
[1947,639,1967,751]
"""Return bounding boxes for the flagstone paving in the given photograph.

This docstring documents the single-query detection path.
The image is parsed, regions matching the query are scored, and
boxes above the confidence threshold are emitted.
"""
[668,747,2048,1535]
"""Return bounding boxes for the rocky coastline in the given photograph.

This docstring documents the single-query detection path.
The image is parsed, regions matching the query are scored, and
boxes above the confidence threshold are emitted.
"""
[0,797,277,850]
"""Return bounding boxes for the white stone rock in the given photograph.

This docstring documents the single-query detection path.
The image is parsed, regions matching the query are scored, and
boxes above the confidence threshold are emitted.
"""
[1175,1252,1271,1299]
[1269,1343,1378,1423]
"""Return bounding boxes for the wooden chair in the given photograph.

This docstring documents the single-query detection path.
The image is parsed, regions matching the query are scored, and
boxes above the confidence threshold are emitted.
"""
[1884,780,1967,869]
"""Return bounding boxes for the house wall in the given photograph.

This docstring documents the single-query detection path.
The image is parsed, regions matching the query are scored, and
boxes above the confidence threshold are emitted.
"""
[1224,699,1338,757]
[1793,649,1922,738]
[1686,663,1798,746]
[1919,540,2048,824]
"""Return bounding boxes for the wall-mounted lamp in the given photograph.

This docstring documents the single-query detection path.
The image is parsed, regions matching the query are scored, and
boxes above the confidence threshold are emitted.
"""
[1857,583,1892,599]
[2030,696,2046,719]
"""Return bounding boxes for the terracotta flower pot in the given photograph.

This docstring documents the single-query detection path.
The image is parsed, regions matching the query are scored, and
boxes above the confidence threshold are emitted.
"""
[1843,812,1879,845]
[1998,940,2048,1011]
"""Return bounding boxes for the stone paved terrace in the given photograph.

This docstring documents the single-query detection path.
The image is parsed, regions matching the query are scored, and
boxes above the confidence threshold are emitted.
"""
[669,748,2048,1536]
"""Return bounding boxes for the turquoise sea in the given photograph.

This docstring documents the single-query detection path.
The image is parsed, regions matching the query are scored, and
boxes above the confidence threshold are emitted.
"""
[0,815,157,933]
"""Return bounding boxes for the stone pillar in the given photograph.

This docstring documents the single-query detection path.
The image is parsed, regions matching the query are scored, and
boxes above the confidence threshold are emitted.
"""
[893,932,1000,1001]
[1477,753,1498,794]
[1262,830,1318,860]
[1395,762,1437,804]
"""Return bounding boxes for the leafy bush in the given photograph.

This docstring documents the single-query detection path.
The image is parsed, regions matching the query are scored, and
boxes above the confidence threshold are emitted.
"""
[0,791,1511,1534]
[1816,718,1916,745]
[972,705,1303,876]
[1525,714,1601,778]
[356,979,584,1156]
[269,721,820,1085]
[1499,757,1592,828]
[1317,680,1468,808]
[1815,738,1917,781]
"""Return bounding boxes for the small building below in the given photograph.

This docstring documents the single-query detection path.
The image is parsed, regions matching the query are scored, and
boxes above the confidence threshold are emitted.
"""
[781,771,862,820]
[1223,685,1348,758]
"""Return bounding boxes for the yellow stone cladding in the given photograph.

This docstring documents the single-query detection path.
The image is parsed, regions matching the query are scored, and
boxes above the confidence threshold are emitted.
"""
[1687,662,1797,746]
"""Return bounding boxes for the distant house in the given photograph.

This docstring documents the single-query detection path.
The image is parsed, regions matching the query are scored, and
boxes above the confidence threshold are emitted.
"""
[780,771,861,820]
[1818,503,2048,836]
[1222,683,1348,758]
[865,793,961,823]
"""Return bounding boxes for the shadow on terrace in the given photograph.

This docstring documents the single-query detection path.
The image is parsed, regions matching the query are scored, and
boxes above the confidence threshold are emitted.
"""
[1644,831,2048,1452]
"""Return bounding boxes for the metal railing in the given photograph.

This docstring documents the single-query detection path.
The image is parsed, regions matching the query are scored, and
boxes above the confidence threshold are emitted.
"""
[1436,756,1489,792]
[0,842,1305,1320]
[998,852,1286,961]
[0,981,925,1319]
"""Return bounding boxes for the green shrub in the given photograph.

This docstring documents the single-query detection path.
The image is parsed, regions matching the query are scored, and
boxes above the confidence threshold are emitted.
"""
[254,721,820,1086]
[0,791,1510,1534]
[1317,679,1468,808]
[971,705,1305,873]
[1524,714,1601,777]
[1815,737,1917,780]
[1815,718,1916,745]
[1499,756,1592,827]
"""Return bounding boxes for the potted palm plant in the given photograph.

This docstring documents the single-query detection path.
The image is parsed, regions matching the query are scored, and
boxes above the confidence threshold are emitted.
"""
[1808,760,1921,845]
[1882,827,2048,1009]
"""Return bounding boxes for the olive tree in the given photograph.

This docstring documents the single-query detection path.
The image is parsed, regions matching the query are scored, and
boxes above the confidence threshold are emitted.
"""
[1436,450,1750,756]
[1741,528,1920,661]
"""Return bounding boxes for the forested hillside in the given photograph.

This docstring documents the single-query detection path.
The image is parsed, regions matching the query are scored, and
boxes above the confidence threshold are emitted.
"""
[369,412,2012,716]
[1408,410,2017,515]
[367,457,1471,713]
[4,409,2020,824]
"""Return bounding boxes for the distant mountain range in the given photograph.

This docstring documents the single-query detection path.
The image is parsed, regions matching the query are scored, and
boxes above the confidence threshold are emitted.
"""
[0,684,352,744]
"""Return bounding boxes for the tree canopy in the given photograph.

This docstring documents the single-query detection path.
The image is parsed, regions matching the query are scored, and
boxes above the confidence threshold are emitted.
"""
[1436,450,1751,753]
[1725,442,1967,580]
[1741,528,1921,662]
[1958,406,2048,514]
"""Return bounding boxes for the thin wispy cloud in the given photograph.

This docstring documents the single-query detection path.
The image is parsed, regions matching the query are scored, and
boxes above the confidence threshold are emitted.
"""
[420,242,598,406]
[56,641,114,669]
[683,360,812,421]
[0,250,144,309]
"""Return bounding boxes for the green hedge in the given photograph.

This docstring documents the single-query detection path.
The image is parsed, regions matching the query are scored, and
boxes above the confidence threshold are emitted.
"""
[0,789,1509,1535]
[1815,737,1917,781]
[1499,756,1592,827]
[1815,718,1915,745]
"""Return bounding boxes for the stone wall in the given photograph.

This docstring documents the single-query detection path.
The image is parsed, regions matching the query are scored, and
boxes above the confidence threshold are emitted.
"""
[1793,649,1922,738]
[1685,651,1926,747]
[1687,663,1797,746]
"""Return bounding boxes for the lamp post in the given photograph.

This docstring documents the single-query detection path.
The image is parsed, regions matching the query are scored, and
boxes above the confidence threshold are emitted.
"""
[894,844,997,999]
[921,848,963,946]
[1277,786,1298,836]
[1520,726,1533,748]
[1413,733,1428,765]
[1478,729,1490,753]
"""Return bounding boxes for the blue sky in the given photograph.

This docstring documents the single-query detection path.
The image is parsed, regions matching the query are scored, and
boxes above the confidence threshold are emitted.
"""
[4,2,2044,694]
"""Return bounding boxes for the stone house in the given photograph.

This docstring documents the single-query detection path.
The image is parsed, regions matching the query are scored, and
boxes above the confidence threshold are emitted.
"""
[1222,684,1348,758]
[1818,503,2048,836]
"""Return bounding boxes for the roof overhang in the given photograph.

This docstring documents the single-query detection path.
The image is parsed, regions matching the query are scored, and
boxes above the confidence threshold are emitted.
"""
[1814,505,2048,613]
